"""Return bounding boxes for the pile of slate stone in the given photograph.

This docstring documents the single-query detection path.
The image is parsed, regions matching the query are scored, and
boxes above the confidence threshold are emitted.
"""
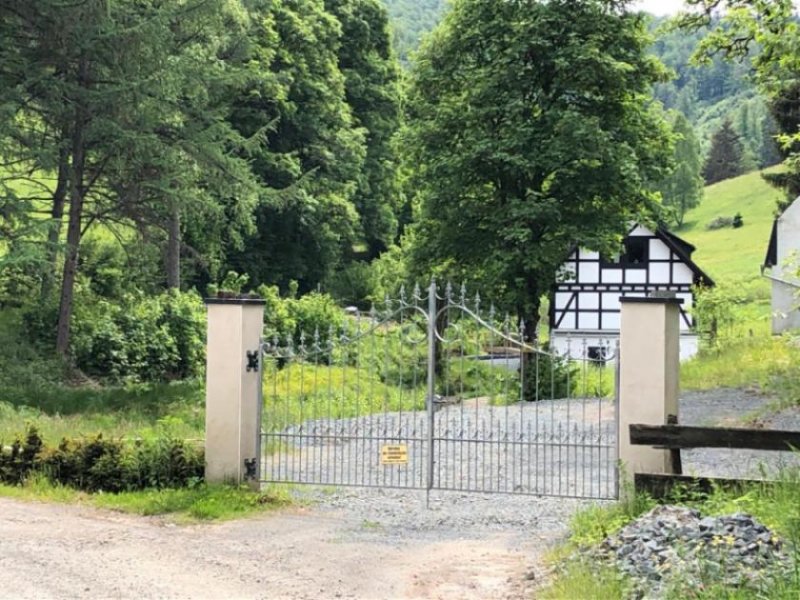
[592,505,790,596]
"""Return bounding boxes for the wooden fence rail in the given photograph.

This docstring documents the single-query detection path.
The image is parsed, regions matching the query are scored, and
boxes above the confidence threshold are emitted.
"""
[629,423,800,499]
[630,424,800,452]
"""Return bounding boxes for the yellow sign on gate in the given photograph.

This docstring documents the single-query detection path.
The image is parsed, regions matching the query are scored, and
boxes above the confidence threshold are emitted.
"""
[380,444,408,465]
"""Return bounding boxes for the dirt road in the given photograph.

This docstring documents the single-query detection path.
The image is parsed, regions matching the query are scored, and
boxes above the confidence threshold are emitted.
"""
[0,497,549,600]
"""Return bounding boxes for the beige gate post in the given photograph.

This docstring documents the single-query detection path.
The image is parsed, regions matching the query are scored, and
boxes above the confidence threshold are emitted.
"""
[618,296,682,495]
[204,296,265,487]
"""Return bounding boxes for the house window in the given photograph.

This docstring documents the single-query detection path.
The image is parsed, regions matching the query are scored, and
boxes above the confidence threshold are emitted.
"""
[622,237,648,266]
[587,346,608,365]
[601,237,649,268]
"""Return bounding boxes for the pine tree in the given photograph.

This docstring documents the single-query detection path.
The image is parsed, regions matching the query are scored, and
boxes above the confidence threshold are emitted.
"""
[702,120,746,184]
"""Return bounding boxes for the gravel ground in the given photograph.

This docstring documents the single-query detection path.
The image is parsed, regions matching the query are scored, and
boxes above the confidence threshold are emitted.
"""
[1,388,797,600]
[681,388,800,479]
[278,387,800,549]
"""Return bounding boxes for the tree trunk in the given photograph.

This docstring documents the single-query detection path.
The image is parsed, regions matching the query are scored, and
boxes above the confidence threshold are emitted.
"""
[521,280,542,402]
[55,59,88,357]
[40,140,70,300]
[166,202,181,289]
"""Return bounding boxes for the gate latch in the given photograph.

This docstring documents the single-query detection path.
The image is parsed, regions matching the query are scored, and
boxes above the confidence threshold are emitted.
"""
[246,350,259,372]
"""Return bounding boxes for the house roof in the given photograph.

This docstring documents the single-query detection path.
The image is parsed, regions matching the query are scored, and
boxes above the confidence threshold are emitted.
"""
[764,219,778,269]
[562,223,715,287]
[653,226,715,287]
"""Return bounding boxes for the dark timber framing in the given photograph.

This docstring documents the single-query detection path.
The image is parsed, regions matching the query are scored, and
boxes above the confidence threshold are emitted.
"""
[550,225,714,335]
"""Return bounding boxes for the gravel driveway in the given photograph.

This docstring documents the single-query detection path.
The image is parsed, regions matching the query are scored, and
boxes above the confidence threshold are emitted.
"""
[1,388,798,599]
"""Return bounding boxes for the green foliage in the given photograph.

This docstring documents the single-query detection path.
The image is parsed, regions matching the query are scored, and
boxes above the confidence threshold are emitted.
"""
[325,262,379,309]
[404,0,673,327]
[381,0,446,63]
[703,120,747,184]
[326,0,403,258]
[692,283,741,344]
[31,290,206,382]
[522,351,576,402]
[682,334,800,392]
[546,473,800,599]
[0,380,205,444]
[540,560,631,600]
[0,427,203,493]
[257,284,344,346]
[660,112,705,227]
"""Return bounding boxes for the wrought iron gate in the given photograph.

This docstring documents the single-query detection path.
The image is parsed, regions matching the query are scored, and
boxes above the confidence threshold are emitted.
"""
[259,282,618,499]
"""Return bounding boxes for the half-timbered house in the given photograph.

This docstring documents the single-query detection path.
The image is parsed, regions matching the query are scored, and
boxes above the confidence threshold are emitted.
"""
[549,224,714,360]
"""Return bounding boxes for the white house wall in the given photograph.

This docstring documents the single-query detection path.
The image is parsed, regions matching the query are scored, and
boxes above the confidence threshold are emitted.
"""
[550,332,700,362]
[769,198,800,334]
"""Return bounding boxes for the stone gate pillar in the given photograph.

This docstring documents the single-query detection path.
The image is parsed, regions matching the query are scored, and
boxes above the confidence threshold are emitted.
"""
[204,296,265,487]
[618,296,682,494]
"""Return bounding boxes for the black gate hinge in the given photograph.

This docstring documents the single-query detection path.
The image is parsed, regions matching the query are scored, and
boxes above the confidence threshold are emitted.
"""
[244,458,257,480]
[246,349,259,372]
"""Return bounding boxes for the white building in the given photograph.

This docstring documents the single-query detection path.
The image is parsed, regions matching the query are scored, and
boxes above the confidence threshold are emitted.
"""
[549,224,714,361]
[763,197,800,333]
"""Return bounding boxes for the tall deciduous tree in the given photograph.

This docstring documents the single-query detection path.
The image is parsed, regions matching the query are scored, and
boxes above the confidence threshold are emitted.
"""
[703,120,745,184]
[326,0,403,259]
[404,0,672,336]
[226,0,368,292]
[661,113,704,226]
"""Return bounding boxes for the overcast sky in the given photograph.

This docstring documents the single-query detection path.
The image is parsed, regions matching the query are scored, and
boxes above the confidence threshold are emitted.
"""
[633,0,686,15]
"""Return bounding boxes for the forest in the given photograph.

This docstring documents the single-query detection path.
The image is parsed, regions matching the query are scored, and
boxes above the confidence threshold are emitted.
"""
[1,0,799,387]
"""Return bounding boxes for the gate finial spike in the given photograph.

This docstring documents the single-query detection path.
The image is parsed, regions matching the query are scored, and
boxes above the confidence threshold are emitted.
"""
[328,324,336,350]
[285,332,294,356]
[460,281,467,305]
[313,327,321,351]
[413,282,421,301]
[399,284,407,303]
[474,291,481,313]
[445,281,453,301]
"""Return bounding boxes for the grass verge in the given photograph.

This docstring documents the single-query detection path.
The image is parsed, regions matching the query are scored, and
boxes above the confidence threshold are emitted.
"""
[681,335,800,392]
[0,476,293,523]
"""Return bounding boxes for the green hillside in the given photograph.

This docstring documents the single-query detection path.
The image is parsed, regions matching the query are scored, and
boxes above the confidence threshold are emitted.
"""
[677,167,785,333]
[680,168,783,282]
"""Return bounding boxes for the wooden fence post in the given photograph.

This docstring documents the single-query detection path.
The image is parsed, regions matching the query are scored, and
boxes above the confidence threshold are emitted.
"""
[204,296,265,487]
[618,296,682,496]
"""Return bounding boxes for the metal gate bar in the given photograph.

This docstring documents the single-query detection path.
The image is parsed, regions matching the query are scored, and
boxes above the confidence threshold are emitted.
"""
[260,281,618,500]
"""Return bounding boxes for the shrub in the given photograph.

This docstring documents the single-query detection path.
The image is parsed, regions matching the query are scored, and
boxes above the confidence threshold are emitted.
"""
[256,284,344,347]
[692,284,743,347]
[325,261,378,309]
[706,216,735,230]
[522,348,576,401]
[23,289,205,382]
[706,214,744,230]
[0,426,203,493]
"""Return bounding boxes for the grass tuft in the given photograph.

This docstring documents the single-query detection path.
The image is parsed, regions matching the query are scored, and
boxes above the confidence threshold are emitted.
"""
[0,475,293,522]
